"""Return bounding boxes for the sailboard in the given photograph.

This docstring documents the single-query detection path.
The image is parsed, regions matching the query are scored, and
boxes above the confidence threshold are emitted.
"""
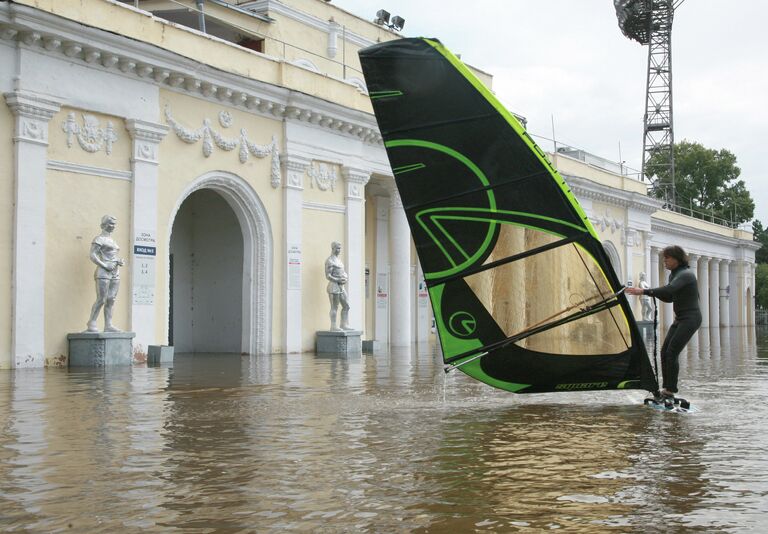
[360,38,659,395]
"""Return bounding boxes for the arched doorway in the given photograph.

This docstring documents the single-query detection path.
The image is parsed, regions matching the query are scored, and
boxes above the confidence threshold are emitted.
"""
[168,172,273,355]
[170,189,243,353]
[602,240,622,280]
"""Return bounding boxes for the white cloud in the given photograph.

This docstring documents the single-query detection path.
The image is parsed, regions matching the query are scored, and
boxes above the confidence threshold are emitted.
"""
[333,0,768,221]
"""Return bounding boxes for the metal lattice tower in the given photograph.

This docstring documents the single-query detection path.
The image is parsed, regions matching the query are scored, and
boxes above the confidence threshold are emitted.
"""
[614,0,680,206]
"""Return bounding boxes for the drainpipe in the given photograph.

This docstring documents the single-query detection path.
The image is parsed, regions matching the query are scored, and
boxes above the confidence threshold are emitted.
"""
[196,0,206,33]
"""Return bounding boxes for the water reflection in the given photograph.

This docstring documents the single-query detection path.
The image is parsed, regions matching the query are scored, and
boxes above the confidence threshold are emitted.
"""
[0,329,766,531]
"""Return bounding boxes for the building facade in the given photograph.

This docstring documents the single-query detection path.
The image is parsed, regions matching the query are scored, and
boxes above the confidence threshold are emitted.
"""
[0,0,757,369]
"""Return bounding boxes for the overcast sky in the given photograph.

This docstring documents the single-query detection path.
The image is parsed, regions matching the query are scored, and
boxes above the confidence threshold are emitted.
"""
[331,0,767,225]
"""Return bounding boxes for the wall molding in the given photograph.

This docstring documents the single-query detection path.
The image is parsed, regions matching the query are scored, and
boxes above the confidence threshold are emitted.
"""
[47,159,132,181]
[302,201,346,214]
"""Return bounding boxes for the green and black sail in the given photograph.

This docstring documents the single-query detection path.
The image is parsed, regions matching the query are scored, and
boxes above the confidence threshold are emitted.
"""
[360,37,658,394]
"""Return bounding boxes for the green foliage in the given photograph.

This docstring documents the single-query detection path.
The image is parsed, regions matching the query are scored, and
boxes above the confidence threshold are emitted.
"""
[756,264,768,310]
[754,220,768,264]
[647,140,755,225]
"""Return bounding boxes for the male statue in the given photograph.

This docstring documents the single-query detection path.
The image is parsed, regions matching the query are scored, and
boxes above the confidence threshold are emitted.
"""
[638,271,653,321]
[86,215,124,332]
[325,241,352,331]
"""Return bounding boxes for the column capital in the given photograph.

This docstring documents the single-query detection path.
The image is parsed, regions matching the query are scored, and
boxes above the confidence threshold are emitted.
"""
[125,119,169,143]
[4,91,61,146]
[280,154,310,190]
[4,91,61,120]
[342,167,371,201]
[126,119,168,165]
[390,188,404,210]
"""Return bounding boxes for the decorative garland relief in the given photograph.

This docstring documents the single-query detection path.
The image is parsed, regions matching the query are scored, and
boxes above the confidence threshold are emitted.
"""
[308,163,338,192]
[62,112,118,155]
[164,105,281,188]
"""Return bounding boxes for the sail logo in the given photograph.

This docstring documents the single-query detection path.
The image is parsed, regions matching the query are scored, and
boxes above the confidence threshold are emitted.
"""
[448,311,477,338]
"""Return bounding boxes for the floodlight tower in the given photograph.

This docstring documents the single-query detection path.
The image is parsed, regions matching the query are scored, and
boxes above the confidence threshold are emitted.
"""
[614,0,684,207]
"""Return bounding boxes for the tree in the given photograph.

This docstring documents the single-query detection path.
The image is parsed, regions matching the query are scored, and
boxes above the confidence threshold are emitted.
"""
[753,220,768,264]
[756,264,768,310]
[647,140,755,225]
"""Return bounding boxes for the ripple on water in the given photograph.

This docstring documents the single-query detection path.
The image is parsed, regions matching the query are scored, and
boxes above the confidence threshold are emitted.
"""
[0,331,766,531]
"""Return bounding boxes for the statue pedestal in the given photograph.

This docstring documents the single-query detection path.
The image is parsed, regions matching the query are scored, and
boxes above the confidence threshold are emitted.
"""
[316,330,362,354]
[67,331,135,367]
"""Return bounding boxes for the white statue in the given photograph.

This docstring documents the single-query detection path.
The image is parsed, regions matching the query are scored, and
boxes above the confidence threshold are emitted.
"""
[325,241,352,331]
[86,215,124,332]
[638,271,653,321]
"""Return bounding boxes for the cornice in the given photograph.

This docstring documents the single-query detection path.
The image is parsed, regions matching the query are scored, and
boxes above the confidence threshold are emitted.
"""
[651,218,759,251]
[563,173,662,214]
[0,3,383,145]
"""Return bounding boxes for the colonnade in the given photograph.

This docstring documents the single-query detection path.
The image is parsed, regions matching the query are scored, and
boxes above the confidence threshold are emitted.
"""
[650,247,756,329]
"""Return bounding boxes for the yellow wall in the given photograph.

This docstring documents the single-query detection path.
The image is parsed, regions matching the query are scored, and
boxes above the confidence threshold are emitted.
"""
[302,210,345,347]
[157,90,284,346]
[43,108,132,364]
[0,104,13,368]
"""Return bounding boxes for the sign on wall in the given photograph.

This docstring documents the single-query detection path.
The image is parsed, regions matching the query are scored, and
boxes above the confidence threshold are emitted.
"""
[287,243,302,290]
[132,229,156,306]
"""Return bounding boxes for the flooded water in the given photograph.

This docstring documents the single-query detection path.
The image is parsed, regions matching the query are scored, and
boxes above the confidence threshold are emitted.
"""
[1,327,767,532]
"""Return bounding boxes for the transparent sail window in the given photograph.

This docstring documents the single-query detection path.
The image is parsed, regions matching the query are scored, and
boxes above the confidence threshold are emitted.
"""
[466,224,631,355]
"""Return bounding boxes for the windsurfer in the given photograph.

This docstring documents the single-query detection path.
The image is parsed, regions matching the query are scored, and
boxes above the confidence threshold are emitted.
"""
[626,245,701,398]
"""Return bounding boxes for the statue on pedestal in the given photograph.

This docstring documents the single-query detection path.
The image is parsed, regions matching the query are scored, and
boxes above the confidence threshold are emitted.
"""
[86,215,124,332]
[325,241,352,331]
[639,271,653,321]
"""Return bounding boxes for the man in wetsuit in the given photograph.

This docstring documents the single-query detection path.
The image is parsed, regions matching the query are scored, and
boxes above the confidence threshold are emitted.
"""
[626,245,701,398]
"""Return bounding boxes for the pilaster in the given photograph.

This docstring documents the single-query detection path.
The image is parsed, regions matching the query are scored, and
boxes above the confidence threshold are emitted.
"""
[697,256,709,329]
[709,258,720,330]
[281,154,309,352]
[721,259,732,327]
[374,195,390,344]
[4,90,61,368]
[389,190,411,346]
[126,119,168,356]
[342,166,370,334]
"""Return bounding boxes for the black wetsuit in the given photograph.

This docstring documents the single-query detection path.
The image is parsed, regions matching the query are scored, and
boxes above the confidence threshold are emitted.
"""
[644,264,702,393]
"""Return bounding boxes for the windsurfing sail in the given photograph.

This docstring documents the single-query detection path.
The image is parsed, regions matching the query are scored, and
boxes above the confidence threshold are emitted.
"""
[359,38,658,394]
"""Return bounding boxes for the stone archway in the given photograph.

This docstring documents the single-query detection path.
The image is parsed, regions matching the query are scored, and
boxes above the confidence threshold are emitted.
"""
[602,240,622,280]
[167,171,273,355]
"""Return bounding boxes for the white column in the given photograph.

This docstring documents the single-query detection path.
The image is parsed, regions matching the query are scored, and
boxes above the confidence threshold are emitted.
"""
[709,258,720,330]
[389,189,411,346]
[720,259,731,327]
[415,261,431,344]
[686,254,699,326]
[643,232,653,286]
[374,196,390,344]
[281,154,309,352]
[735,261,747,327]
[126,119,168,356]
[342,167,370,333]
[697,256,709,328]
[751,263,757,326]
[4,91,61,368]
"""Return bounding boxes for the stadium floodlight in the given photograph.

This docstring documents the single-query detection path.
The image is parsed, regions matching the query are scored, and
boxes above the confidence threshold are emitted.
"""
[374,9,390,26]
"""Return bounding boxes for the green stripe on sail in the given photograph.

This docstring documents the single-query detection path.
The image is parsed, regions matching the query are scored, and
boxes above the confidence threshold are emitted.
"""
[393,163,426,175]
[386,139,498,280]
[370,90,404,99]
[423,38,599,240]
